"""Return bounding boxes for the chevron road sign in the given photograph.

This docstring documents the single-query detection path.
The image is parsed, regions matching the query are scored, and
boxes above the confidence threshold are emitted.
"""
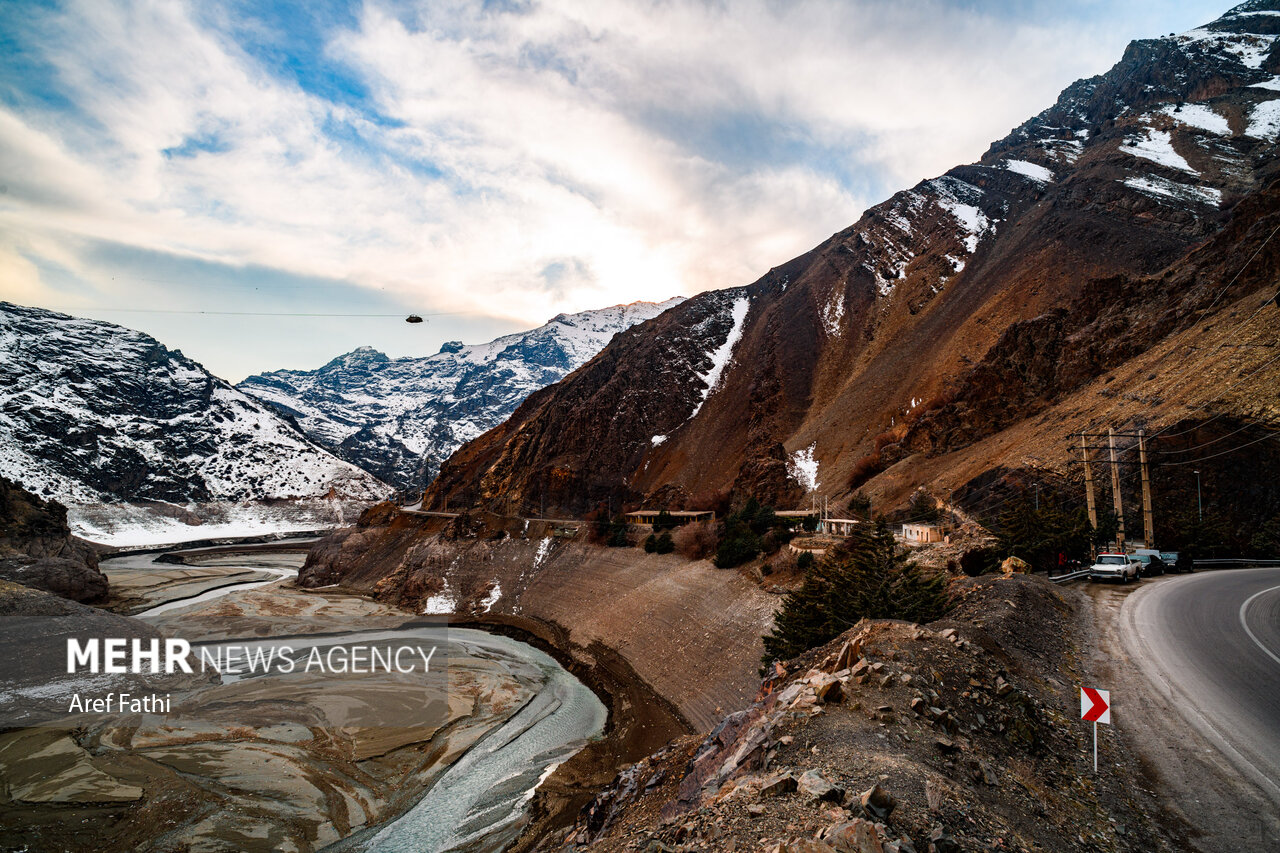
[1081,687,1110,724]
[1081,687,1111,771]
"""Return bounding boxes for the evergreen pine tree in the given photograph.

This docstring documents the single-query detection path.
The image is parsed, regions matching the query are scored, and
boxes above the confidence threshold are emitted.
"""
[762,520,949,665]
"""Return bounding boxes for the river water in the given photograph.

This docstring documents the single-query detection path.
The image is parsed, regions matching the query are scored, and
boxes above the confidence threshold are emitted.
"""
[101,542,607,853]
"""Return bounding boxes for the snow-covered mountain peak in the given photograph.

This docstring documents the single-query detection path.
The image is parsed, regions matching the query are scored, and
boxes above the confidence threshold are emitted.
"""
[239,297,685,490]
[0,302,389,516]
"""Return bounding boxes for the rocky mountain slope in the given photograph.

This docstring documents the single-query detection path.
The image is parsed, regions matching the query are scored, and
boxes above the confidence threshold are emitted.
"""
[0,303,388,542]
[0,477,106,602]
[425,1,1280,519]
[238,299,683,492]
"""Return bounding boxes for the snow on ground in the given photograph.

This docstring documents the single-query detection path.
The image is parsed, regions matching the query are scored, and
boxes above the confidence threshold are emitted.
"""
[1159,103,1230,135]
[1246,99,1280,139]
[821,290,846,337]
[533,538,553,571]
[937,198,990,253]
[67,500,360,548]
[1252,77,1280,91]
[787,443,820,493]
[423,579,457,615]
[650,435,667,446]
[1120,128,1196,174]
[1003,160,1054,182]
[479,582,502,613]
[689,296,750,419]
[928,176,994,255]
[1122,176,1222,208]
[1178,27,1278,70]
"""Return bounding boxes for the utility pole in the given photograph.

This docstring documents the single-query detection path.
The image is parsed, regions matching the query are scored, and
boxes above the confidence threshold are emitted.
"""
[1109,428,1126,553]
[1194,470,1203,522]
[1138,429,1154,550]
[1081,433,1098,533]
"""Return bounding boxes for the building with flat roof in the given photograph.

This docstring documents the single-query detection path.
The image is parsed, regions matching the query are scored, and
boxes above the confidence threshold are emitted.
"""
[818,518,861,537]
[901,522,944,545]
[625,509,715,525]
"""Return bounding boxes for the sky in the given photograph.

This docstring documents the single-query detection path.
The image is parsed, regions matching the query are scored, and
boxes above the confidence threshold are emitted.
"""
[0,0,1232,381]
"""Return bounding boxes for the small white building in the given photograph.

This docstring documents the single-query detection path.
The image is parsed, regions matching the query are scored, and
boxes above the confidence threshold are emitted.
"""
[901,523,944,545]
[818,518,861,537]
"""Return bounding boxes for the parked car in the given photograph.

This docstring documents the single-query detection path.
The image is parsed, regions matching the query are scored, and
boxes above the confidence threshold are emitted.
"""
[1089,553,1141,583]
[1165,551,1194,573]
[1132,552,1165,577]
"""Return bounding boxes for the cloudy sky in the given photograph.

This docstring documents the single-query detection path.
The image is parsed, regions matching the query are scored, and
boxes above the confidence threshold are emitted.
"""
[0,0,1230,381]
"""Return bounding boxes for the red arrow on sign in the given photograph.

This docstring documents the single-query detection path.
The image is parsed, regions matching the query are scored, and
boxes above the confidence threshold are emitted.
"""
[1081,687,1110,724]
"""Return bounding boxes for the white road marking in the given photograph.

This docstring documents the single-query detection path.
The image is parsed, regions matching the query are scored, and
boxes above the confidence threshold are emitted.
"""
[1239,583,1280,668]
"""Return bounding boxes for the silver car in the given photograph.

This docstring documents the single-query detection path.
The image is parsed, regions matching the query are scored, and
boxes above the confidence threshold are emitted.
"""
[1089,553,1140,583]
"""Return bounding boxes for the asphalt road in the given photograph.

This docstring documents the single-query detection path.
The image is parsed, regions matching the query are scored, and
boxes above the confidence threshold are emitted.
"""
[1121,568,1280,842]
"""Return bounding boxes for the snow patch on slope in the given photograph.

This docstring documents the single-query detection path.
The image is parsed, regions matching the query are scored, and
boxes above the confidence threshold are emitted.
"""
[1120,128,1196,174]
[1160,103,1230,135]
[1003,160,1054,182]
[1178,27,1278,70]
[821,290,846,337]
[787,443,820,493]
[1123,175,1221,207]
[689,296,750,419]
[479,582,502,613]
[1246,99,1280,139]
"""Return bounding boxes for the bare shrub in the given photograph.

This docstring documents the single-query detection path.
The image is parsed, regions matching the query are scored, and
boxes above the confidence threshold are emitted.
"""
[765,548,798,576]
[674,521,718,560]
[848,452,885,489]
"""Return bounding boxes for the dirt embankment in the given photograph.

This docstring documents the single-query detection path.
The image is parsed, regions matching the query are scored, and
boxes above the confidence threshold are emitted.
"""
[536,574,1195,853]
[303,514,780,733]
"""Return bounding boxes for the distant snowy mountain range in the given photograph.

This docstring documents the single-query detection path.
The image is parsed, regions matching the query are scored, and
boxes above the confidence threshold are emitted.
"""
[237,298,684,491]
[0,302,389,544]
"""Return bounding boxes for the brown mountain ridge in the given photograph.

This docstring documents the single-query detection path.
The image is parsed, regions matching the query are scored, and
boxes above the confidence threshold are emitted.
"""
[426,1,1280,523]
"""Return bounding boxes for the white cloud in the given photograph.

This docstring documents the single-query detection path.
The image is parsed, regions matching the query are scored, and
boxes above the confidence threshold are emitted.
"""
[0,0,1221,370]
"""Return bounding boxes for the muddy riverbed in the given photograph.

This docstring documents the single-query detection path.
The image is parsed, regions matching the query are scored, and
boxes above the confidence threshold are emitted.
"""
[0,541,606,853]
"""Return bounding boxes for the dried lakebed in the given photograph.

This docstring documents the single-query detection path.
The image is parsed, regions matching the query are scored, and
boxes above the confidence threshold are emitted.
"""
[0,542,605,853]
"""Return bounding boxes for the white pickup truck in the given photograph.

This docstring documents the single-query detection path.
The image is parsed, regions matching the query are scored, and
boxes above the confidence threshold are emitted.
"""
[1088,553,1141,583]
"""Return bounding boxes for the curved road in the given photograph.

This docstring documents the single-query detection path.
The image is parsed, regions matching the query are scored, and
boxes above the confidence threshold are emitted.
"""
[1121,568,1280,844]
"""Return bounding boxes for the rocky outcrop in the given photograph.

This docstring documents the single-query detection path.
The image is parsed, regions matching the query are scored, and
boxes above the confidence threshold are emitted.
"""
[543,575,1188,852]
[238,299,683,491]
[424,2,1280,517]
[0,476,106,602]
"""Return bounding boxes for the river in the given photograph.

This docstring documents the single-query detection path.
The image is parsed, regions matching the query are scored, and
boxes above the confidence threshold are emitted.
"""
[98,541,608,853]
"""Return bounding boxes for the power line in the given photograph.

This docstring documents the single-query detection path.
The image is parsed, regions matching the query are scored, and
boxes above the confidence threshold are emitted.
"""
[44,307,468,319]
[1157,429,1280,466]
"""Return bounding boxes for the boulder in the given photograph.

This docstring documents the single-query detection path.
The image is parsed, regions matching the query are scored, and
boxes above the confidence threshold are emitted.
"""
[812,672,843,704]
[760,771,799,797]
[0,556,108,603]
[768,840,838,853]
[833,637,864,672]
[927,826,960,853]
[859,784,895,820]
[1000,556,1030,574]
[798,769,844,803]
[823,818,885,853]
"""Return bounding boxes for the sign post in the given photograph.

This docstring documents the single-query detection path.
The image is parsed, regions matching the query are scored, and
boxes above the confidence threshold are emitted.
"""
[1080,687,1111,772]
